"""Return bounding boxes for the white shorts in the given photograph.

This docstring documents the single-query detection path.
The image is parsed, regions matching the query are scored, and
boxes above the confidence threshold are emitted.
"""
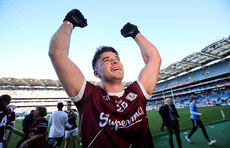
[0,142,3,148]
[65,128,78,138]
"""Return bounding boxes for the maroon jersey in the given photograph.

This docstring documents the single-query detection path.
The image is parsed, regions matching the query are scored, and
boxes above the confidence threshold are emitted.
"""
[74,81,154,148]
[65,109,78,130]
[7,111,15,124]
[28,118,48,148]
[0,107,13,142]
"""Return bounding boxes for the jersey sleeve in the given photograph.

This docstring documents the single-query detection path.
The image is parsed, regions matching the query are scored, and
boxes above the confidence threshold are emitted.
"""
[137,80,151,99]
[7,112,15,124]
[36,118,48,134]
[70,79,87,102]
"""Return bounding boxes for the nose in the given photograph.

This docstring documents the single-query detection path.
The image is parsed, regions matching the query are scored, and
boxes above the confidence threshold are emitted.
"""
[111,59,118,64]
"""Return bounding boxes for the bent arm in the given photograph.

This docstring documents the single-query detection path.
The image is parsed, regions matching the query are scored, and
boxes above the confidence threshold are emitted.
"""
[48,116,52,126]
[190,111,202,116]
[49,22,85,97]
[65,122,72,129]
[6,122,15,143]
[65,114,72,129]
[6,125,26,136]
[27,134,44,145]
[71,109,78,118]
[134,33,161,96]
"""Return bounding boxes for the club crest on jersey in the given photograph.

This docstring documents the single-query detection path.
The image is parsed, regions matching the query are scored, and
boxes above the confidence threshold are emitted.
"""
[126,92,137,101]
[103,95,110,101]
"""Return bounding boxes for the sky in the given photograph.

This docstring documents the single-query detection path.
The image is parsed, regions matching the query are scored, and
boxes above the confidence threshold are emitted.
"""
[0,0,229,82]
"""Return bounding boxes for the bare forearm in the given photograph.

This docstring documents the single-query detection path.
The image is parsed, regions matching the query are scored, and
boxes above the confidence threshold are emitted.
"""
[6,123,14,141]
[134,33,161,64]
[27,134,43,145]
[71,110,77,118]
[134,33,161,94]
[48,22,85,97]
[11,127,25,136]
[6,130,14,142]
[49,22,73,60]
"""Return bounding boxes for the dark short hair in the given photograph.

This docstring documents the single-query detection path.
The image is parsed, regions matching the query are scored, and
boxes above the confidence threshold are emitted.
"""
[36,106,47,117]
[30,110,35,114]
[67,100,72,104]
[190,97,197,102]
[92,46,119,70]
[57,102,64,109]
[0,94,11,103]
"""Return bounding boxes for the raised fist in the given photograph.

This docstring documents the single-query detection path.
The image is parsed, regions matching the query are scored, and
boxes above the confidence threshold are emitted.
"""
[121,22,139,38]
[63,9,87,28]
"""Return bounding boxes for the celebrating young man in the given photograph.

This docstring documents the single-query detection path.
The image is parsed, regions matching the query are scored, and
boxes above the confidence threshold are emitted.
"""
[49,9,161,148]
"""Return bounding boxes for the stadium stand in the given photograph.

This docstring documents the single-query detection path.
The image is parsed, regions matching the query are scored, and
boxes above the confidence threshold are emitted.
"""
[150,36,230,109]
[0,36,230,115]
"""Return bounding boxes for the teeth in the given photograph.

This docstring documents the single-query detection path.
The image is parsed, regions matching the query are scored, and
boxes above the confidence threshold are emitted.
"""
[113,68,119,71]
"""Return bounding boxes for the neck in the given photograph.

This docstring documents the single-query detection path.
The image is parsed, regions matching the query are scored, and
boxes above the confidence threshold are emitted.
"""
[36,116,42,120]
[102,80,124,93]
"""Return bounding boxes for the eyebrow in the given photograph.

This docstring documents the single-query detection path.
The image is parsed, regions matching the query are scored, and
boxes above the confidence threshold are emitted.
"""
[102,56,120,61]
[102,56,110,61]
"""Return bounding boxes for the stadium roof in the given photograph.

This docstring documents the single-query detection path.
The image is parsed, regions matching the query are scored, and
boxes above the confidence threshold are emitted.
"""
[158,37,230,82]
[0,78,62,88]
[0,36,230,88]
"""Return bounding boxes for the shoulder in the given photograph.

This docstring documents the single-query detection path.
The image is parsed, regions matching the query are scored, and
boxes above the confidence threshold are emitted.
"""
[86,81,102,93]
[57,111,67,116]
[125,81,143,94]
[70,81,99,103]
[39,118,48,125]
[51,111,57,114]
[172,104,176,109]
[83,81,105,99]
[6,106,13,113]
[190,103,195,107]
[164,105,169,110]
[126,81,139,89]
[62,111,68,116]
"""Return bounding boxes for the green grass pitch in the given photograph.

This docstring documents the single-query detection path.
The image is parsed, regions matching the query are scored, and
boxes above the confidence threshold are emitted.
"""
[6,105,230,147]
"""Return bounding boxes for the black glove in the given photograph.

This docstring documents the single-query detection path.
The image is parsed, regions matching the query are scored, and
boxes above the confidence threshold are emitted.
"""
[63,9,87,28]
[121,22,139,38]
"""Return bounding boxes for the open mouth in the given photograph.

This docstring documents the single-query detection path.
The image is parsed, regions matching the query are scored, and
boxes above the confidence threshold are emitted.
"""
[112,67,120,71]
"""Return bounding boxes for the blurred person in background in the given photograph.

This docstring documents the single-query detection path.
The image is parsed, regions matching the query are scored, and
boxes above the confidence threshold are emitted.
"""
[185,97,216,146]
[47,102,71,148]
[4,105,16,148]
[158,101,165,131]
[162,98,182,148]
[6,106,48,148]
[0,94,14,148]
[64,101,79,148]
[16,110,36,148]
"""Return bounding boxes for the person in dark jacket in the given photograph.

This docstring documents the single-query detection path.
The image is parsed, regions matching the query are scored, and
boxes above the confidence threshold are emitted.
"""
[16,110,36,148]
[158,101,165,131]
[162,98,182,148]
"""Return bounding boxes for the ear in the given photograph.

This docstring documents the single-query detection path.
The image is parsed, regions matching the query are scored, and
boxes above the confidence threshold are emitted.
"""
[94,70,101,78]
